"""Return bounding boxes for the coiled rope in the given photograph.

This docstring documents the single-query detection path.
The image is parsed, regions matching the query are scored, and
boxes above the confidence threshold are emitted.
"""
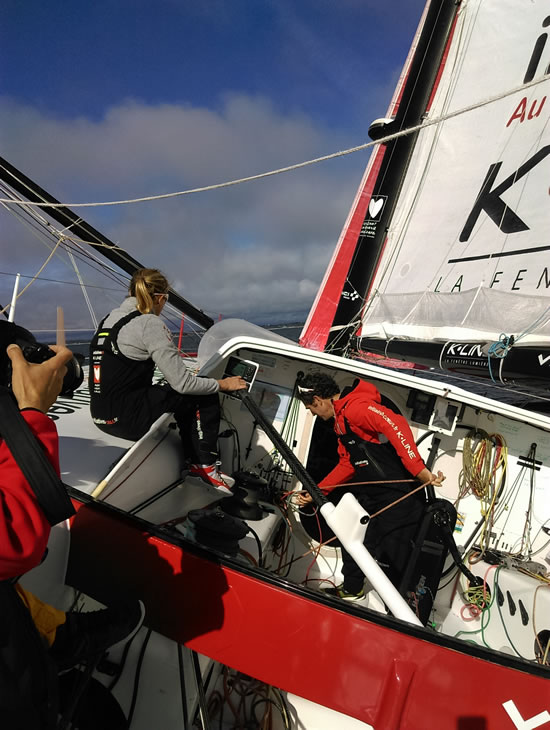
[457,429,507,556]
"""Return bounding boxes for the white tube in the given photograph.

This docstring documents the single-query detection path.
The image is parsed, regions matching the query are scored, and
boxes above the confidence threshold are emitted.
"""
[8,273,20,322]
[320,492,422,626]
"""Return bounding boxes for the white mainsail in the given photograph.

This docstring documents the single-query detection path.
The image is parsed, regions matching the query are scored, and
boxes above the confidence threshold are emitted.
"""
[303,0,550,378]
[361,0,550,347]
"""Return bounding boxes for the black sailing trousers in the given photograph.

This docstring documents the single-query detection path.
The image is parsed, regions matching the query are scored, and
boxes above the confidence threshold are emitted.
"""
[339,482,425,594]
[335,427,426,595]
[96,384,221,465]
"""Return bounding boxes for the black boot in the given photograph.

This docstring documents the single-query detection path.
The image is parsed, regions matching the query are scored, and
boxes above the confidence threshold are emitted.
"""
[50,600,145,672]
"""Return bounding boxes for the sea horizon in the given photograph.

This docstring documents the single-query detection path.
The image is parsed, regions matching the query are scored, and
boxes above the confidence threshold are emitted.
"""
[57,321,305,362]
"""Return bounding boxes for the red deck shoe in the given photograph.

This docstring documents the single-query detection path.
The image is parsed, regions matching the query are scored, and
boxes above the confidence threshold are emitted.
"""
[189,463,235,494]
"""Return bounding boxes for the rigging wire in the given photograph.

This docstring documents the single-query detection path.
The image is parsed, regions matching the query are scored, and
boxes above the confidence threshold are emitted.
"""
[1,181,131,295]
[0,183,130,294]
[66,248,98,329]
[0,237,64,317]
[1,183,211,336]
[0,270,124,292]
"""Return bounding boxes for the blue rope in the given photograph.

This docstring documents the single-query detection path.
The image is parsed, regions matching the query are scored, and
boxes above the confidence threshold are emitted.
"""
[487,333,514,383]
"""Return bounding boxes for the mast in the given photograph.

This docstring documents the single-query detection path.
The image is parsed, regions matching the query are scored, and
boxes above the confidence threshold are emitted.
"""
[0,156,215,330]
[323,0,459,355]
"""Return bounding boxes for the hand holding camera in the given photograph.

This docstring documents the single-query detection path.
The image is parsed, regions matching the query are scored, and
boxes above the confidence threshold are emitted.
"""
[7,344,74,413]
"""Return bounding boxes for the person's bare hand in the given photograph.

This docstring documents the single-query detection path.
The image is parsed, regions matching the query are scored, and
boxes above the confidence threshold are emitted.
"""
[416,467,446,486]
[217,376,248,392]
[7,344,73,413]
[295,490,313,506]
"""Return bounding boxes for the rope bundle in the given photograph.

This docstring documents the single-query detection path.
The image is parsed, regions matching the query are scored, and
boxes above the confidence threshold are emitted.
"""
[458,429,507,556]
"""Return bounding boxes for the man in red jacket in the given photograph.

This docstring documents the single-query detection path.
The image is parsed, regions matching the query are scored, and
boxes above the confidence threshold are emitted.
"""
[296,372,444,601]
[1,342,144,728]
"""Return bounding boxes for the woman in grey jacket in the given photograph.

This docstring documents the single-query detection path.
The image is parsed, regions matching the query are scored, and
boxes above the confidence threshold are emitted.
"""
[89,268,246,492]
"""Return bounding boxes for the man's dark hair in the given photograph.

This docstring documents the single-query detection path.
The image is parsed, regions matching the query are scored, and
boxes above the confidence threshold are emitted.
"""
[296,372,340,405]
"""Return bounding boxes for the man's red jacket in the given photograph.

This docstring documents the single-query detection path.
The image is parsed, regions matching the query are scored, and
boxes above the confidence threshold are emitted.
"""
[0,410,57,580]
[319,379,426,488]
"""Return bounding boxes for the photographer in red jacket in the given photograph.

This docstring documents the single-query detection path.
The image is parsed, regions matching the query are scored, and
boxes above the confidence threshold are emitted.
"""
[0,343,72,729]
[1,341,144,728]
[0,344,70,580]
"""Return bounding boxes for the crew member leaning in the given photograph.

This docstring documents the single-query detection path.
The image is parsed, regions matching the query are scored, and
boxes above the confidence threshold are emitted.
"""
[296,372,444,601]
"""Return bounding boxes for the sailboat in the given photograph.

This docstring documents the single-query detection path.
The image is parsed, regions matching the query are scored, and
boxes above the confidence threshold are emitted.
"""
[1,0,549,727]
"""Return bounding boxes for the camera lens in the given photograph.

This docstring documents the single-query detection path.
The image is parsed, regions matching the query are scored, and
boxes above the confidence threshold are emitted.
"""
[61,354,84,395]
[22,342,84,396]
[0,322,84,396]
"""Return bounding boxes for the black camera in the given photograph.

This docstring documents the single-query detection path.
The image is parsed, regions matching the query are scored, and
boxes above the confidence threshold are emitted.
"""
[0,321,84,397]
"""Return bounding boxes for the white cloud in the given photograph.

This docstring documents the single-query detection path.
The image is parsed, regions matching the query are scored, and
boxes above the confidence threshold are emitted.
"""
[0,94,368,332]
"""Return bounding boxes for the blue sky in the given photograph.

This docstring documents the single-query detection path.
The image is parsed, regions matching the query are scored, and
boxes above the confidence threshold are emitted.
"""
[1,0,426,332]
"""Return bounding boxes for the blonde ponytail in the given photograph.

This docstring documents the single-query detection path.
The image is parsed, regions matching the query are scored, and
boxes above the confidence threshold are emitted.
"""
[129,268,169,314]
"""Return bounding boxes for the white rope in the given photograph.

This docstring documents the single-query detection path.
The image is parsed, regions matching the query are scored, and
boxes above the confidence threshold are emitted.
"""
[0,75,547,210]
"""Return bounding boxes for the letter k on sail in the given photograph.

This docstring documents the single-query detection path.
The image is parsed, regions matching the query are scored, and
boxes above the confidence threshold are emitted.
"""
[503,699,550,730]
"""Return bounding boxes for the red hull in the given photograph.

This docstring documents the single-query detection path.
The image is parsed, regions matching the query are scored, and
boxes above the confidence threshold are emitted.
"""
[68,496,549,729]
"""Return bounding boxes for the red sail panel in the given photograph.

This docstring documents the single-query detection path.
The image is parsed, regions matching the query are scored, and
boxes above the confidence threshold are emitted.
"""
[300,3,430,352]
[300,147,387,351]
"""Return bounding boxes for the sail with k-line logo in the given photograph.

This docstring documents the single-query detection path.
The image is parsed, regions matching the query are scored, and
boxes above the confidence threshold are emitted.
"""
[301,0,550,387]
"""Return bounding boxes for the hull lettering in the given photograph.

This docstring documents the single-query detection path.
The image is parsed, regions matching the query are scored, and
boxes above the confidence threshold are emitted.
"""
[503,699,550,730]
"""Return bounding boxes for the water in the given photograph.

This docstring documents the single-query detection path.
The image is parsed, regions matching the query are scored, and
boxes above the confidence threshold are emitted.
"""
[64,323,304,362]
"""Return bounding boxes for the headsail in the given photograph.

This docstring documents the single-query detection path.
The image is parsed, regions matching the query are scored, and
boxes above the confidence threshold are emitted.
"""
[303,0,550,385]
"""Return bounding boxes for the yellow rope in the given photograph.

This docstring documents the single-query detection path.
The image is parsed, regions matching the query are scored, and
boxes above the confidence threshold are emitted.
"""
[458,430,507,555]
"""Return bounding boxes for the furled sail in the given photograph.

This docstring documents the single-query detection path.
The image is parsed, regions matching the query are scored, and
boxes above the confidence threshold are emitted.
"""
[303,0,550,384]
